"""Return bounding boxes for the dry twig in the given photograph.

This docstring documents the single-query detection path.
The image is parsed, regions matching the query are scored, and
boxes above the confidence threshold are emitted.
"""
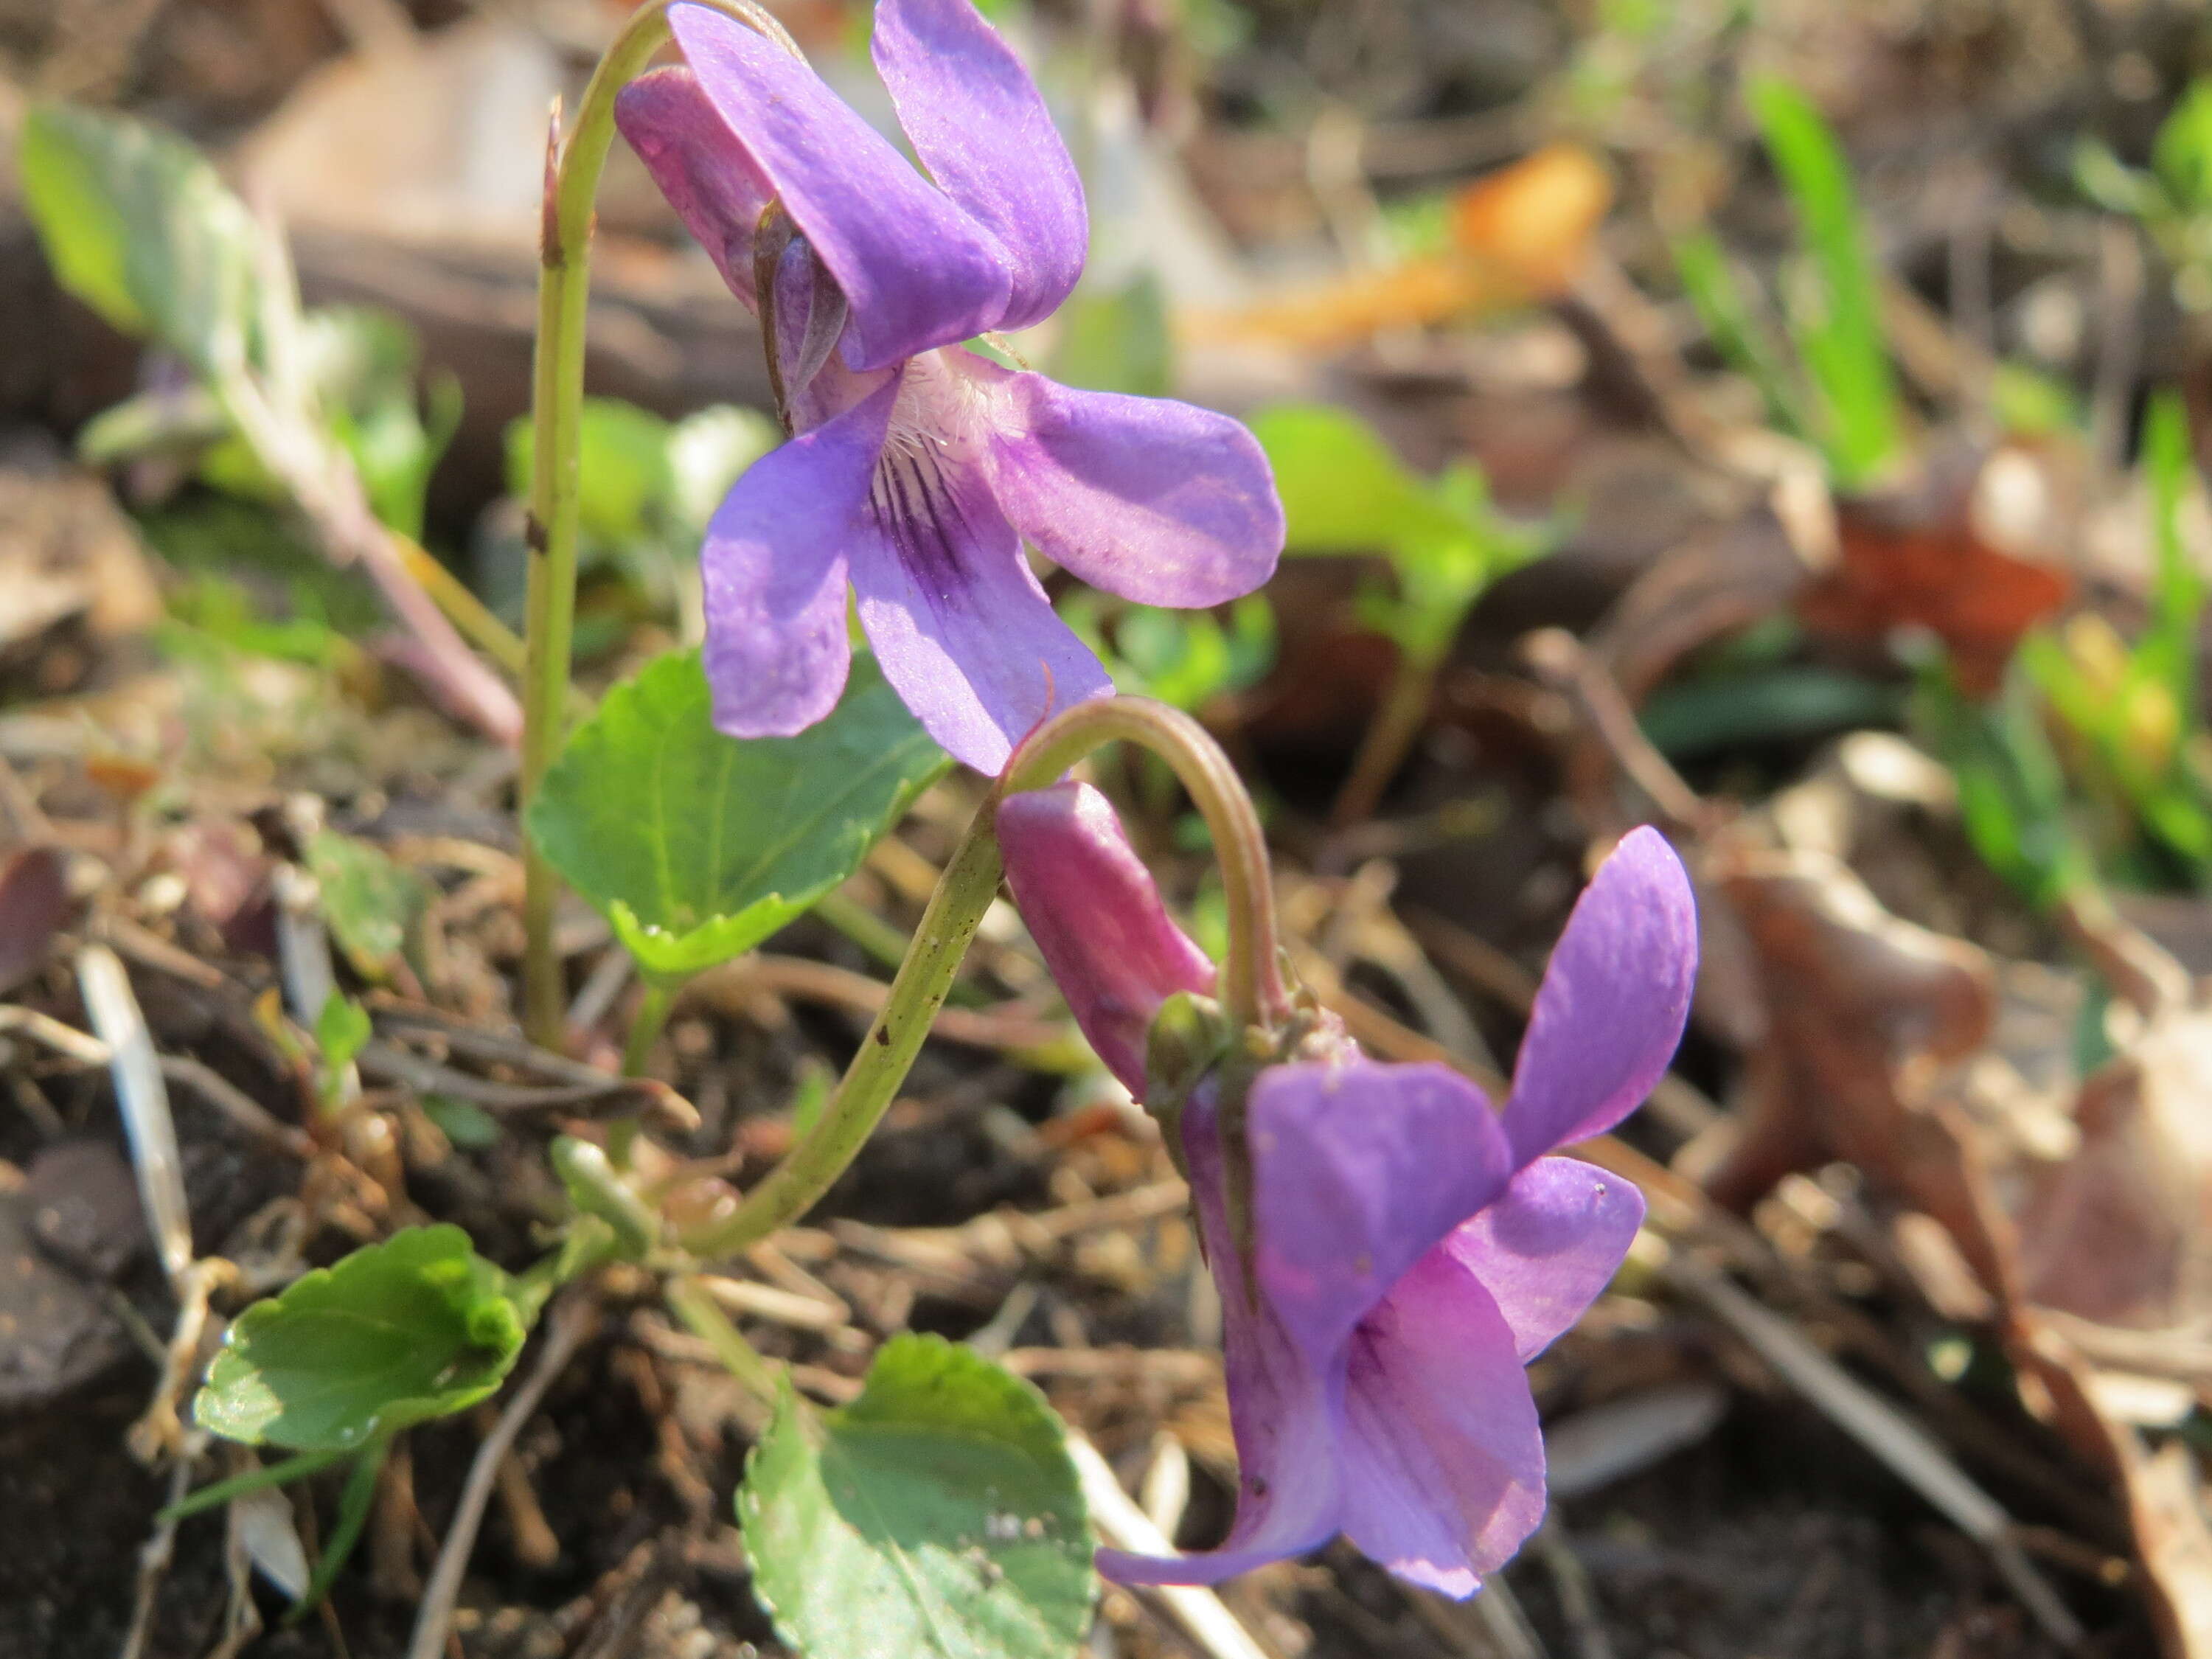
[405,1293,600,1659]
[1067,1433,1273,1659]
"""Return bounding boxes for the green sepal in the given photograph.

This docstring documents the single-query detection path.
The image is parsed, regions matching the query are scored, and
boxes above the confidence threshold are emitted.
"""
[1139,990,1233,1180]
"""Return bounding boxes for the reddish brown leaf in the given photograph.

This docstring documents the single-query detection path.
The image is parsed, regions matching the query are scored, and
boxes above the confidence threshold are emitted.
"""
[0,844,68,996]
[1801,456,2071,695]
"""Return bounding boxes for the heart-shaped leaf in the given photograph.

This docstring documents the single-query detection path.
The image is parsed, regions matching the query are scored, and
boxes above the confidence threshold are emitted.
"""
[740,1335,1093,1659]
[528,649,948,983]
[18,102,260,377]
[195,1225,526,1452]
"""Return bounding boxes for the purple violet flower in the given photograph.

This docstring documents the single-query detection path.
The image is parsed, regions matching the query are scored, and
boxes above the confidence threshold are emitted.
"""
[615,1,1285,773]
[1000,788,1699,1593]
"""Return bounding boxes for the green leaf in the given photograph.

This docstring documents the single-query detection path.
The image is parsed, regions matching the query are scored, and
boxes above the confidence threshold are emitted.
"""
[2155,80,2212,215]
[194,1225,526,1452]
[1048,273,1173,399]
[18,102,259,377]
[1748,77,1904,489]
[1671,229,1812,441]
[505,397,674,547]
[138,495,383,636]
[1248,403,1473,557]
[1065,594,1277,712]
[1638,666,1904,761]
[1989,361,2080,438]
[421,1093,502,1150]
[305,829,430,984]
[2140,390,2202,720]
[315,992,371,1072]
[301,306,455,540]
[1390,462,1549,660]
[739,1334,1093,1659]
[164,571,354,670]
[528,649,949,983]
[1913,658,2084,909]
[2074,136,2158,220]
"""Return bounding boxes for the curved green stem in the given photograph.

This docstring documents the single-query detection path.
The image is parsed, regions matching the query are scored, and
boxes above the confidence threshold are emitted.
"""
[1005,698,1288,1030]
[519,0,802,1043]
[678,807,1005,1257]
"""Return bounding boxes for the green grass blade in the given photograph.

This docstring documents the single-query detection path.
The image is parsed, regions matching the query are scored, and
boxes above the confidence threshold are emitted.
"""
[2140,391,2203,723]
[1672,229,1813,441]
[1748,76,1905,487]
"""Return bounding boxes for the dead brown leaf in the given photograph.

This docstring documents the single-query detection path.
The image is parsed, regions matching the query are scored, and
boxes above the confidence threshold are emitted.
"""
[1692,791,2212,1657]
[0,844,69,996]
[2017,1323,2212,1659]
[1702,841,2024,1307]
[2019,995,2212,1332]
[1801,453,2072,696]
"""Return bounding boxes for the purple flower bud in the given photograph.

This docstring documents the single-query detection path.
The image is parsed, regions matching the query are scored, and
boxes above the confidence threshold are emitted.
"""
[998,781,1214,1095]
[1077,826,1700,1596]
[616,0,1285,773]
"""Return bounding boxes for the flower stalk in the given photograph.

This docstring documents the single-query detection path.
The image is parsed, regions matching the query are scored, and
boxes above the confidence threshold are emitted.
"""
[518,0,802,1044]
[675,698,1288,1259]
[1005,698,1289,1031]
[677,800,1006,1256]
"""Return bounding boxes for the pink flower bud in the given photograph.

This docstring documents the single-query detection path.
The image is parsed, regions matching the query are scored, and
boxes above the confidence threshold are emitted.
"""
[996,781,1214,1095]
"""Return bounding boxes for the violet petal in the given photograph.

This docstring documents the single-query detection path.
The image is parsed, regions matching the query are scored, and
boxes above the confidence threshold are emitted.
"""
[1442,1155,1645,1364]
[1099,1088,1344,1585]
[1502,825,1697,1166]
[1248,1060,1515,1369]
[987,371,1286,606]
[1338,1245,1547,1597]
[667,4,1011,371]
[697,377,897,738]
[871,0,1085,332]
[614,66,776,307]
[846,397,1113,772]
[997,782,1214,1095]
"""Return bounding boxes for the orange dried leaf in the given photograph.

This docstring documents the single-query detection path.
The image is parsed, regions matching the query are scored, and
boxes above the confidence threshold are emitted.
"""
[1189,144,1612,352]
[1449,142,1613,292]
[1197,257,1482,351]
